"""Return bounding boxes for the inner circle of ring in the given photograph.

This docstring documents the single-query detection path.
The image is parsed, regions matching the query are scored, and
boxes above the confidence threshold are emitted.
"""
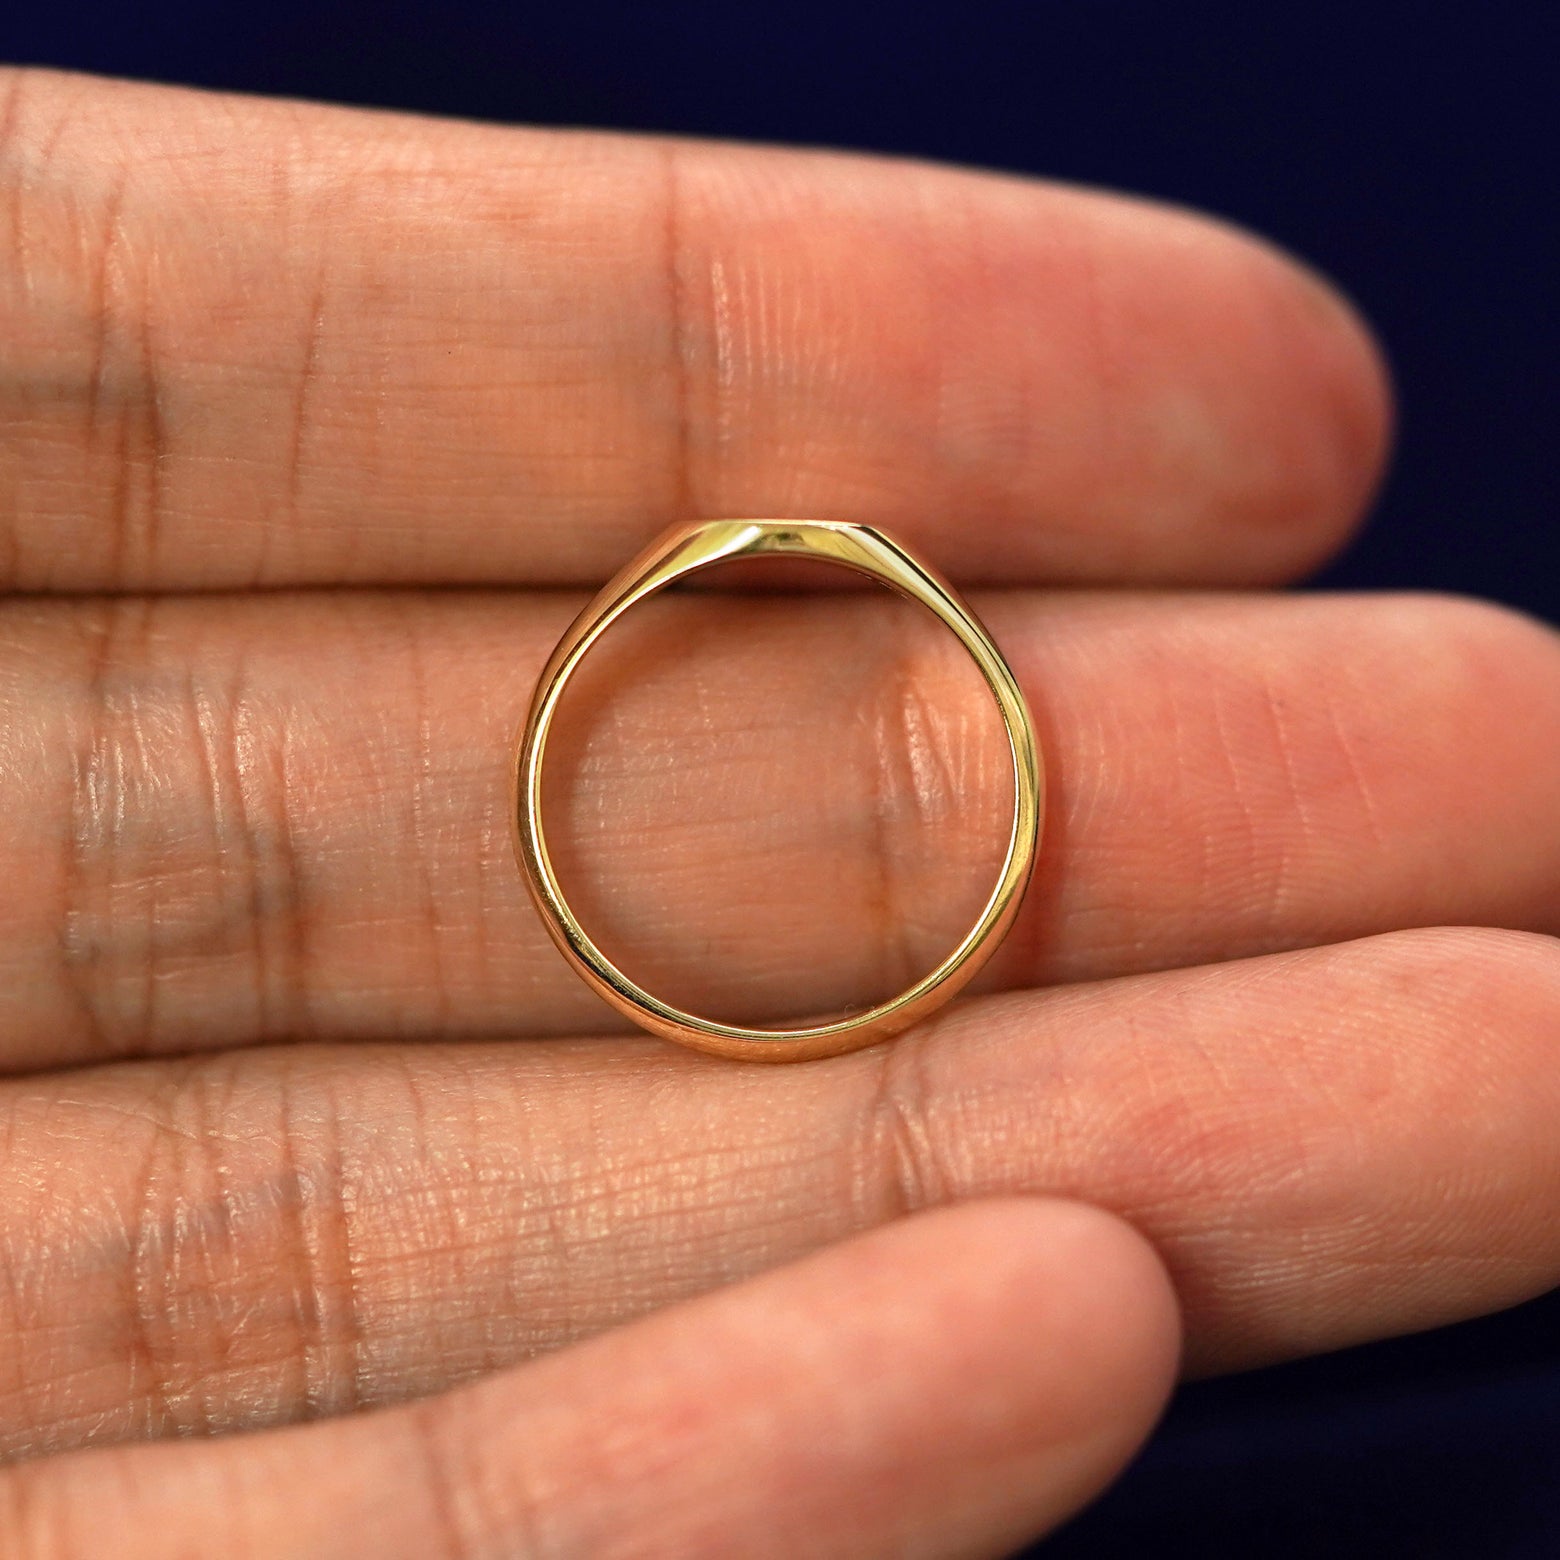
[512,519,1043,1063]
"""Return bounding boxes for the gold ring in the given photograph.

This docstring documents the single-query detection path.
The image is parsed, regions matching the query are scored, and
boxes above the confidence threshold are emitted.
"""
[512,519,1043,1062]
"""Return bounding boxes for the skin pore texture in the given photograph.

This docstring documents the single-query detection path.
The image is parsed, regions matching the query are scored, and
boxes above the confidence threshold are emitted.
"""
[0,64,1557,1560]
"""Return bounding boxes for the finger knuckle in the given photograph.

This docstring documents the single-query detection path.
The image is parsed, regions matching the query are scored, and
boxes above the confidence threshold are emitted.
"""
[59,603,314,1058]
[0,75,173,589]
[855,1022,950,1221]
[110,1054,362,1441]
[853,601,1011,1003]
[400,1399,549,1560]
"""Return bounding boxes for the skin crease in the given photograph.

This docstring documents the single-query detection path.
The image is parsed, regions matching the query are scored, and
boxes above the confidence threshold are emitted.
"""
[0,64,1556,1559]
[0,1203,1184,1560]
[1,590,1558,1066]
[0,72,1387,591]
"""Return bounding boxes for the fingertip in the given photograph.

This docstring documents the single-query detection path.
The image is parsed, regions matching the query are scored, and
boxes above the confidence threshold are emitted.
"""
[1054,194,1396,586]
[947,1197,1183,1470]
[844,1197,1182,1553]
[0,1195,1184,1560]
[1218,228,1396,581]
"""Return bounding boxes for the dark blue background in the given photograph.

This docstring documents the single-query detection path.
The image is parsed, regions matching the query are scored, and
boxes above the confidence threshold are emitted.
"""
[5,3,1558,1554]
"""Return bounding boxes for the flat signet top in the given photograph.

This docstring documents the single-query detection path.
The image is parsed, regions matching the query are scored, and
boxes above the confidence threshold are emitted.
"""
[512,519,1043,1062]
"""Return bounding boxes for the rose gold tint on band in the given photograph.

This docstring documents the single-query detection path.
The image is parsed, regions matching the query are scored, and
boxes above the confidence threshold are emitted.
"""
[512,521,1043,1061]
[534,569,1010,1028]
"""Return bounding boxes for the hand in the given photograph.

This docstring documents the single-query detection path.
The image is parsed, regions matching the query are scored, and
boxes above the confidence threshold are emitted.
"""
[1,66,1557,1558]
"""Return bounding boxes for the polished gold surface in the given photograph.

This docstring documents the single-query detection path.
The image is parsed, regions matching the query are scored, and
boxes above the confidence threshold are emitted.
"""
[512,520,1043,1062]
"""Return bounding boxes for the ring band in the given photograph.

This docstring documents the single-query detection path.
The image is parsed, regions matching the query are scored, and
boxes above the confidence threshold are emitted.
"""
[511,519,1043,1063]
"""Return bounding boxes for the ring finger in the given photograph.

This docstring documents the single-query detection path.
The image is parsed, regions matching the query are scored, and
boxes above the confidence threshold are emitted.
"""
[2,68,1386,591]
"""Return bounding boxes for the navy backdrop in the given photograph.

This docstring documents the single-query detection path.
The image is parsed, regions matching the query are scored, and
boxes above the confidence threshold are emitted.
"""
[5,3,1558,1554]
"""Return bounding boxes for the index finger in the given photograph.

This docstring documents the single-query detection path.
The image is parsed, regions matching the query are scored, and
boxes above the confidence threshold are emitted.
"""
[1,68,1389,591]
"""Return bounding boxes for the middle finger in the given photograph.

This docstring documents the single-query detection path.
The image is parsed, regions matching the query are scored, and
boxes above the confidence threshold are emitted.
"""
[0,587,1557,1070]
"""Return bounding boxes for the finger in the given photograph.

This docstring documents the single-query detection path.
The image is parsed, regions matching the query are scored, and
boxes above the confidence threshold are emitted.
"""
[0,1202,1177,1560]
[2,927,1557,1460]
[3,590,1560,1068]
[0,67,1387,591]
